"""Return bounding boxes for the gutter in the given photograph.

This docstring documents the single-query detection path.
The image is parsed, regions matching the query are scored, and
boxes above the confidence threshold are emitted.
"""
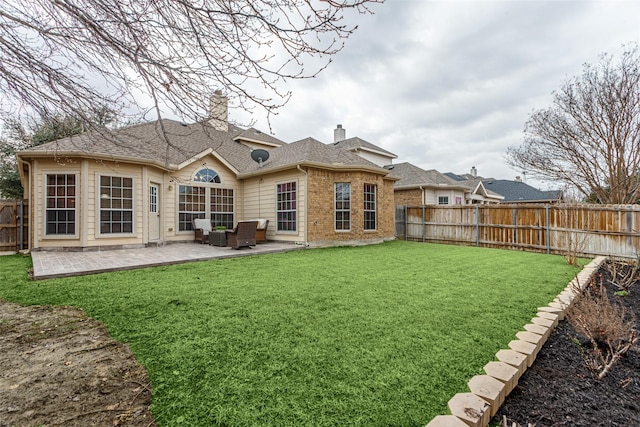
[297,165,308,246]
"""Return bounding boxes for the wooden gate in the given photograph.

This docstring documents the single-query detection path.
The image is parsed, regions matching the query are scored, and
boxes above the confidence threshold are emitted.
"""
[0,200,28,252]
[395,205,406,239]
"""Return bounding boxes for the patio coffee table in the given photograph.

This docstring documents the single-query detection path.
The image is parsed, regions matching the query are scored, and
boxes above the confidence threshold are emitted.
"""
[209,231,227,247]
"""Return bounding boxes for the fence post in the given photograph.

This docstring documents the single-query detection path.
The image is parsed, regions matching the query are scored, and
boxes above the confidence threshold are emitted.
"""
[404,205,408,241]
[475,205,480,247]
[545,205,551,254]
[512,207,518,245]
[422,205,426,242]
[18,201,24,251]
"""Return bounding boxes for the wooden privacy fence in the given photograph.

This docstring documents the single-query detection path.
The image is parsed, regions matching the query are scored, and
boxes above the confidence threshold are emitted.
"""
[0,200,28,252]
[397,204,640,259]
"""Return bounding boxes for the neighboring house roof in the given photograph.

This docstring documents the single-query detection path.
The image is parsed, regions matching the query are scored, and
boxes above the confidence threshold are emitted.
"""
[18,119,391,178]
[387,162,464,189]
[482,179,561,202]
[333,137,397,160]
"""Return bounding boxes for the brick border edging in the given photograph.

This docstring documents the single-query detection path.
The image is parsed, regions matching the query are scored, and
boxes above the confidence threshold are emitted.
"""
[425,256,607,427]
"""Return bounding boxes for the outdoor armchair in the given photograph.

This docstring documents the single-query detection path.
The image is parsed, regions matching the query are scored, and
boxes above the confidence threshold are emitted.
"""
[226,221,258,249]
[255,218,269,243]
[192,218,213,244]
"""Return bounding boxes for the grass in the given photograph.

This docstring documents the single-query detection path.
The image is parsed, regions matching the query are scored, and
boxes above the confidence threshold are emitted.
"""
[0,241,582,426]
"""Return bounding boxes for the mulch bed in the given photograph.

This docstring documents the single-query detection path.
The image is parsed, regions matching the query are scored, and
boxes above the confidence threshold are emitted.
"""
[493,262,640,427]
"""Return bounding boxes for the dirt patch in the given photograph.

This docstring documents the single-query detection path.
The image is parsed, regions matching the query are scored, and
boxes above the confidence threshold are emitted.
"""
[0,301,155,427]
[494,263,640,426]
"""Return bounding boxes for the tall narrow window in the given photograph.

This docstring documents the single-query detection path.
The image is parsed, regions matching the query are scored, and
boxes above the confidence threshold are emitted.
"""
[276,182,297,231]
[364,184,377,231]
[210,188,234,229]
[335,182,351,231]
[100,176,134,234]
[149,185,158,214]
[178,185,206,231]
[45,174,76,235]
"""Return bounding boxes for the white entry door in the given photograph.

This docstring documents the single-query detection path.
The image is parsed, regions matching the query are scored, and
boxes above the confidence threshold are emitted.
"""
[148,184,161,241]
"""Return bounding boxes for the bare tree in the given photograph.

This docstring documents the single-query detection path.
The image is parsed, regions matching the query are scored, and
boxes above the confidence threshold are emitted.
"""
[0,0,381,126]
[506,45,640,204]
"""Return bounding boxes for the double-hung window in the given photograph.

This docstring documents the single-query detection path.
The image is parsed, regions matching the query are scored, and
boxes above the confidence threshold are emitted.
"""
[335,182,351,231]
[45,174,76,235]
[178,185,207,231]
[364,184,377,231]
[276,182,297,231]
[99,176,134,234]
[210,188,234,229]
[438,196,449,205]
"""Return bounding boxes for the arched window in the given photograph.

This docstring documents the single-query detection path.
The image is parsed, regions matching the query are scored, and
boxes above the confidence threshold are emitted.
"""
[193,168,220,183]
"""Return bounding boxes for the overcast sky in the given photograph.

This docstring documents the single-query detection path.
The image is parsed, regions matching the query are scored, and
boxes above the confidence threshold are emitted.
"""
[230,0,640,189]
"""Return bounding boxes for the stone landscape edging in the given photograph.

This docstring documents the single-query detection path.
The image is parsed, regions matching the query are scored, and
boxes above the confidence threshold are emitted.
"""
[425,256,608,427]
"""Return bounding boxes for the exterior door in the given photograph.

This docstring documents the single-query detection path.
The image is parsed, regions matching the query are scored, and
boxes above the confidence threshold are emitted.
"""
[148,184,161,241]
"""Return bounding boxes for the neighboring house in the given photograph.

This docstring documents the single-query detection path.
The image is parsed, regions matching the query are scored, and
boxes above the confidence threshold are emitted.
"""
[16,94,397,251]
[447,168,563,204]
[390,163,503,205]
[482,179,564,203]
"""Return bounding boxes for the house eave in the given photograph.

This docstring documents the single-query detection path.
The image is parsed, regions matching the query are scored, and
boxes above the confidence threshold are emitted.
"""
[355,147,398,159]
[233,136,283,147]
[17,150,178,172]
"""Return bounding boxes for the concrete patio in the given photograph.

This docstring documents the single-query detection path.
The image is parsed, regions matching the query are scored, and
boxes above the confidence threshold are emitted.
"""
[30,242,304,280]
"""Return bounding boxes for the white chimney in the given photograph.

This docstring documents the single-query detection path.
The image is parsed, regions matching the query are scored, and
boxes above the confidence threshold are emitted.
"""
[515,176,522,182]
[470,166,477,177]
[208,90,228,131]
[334,124,346,143]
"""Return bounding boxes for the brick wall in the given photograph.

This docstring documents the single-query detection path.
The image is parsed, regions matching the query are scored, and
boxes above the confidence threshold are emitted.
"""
[394,188,422,206]
[306,168,395,244]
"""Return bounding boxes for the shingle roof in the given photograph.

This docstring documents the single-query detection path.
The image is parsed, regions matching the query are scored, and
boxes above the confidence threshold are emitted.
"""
[20,120,258,170]
[19,119,389,177]
[482,180,559,202]
[388,162,462,188]
[239,137,386,175]
[333,137,397,159]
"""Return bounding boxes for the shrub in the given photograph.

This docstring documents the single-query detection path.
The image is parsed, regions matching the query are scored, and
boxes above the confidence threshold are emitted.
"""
[605,258,640,294]
[566,278,638,379]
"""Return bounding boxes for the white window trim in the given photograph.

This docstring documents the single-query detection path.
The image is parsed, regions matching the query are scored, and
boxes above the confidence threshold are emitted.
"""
[96,174,136,238]
[176,183,236,234]
[275,179,298,234]
[334,182,351,232]
[364,183,377,232]
[42,171,79,240]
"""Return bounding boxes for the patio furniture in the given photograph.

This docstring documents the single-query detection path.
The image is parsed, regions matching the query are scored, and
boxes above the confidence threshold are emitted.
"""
[193,218,213,244]
[255,218,269,243]
[226,220,258,249]
[209,230,227,247]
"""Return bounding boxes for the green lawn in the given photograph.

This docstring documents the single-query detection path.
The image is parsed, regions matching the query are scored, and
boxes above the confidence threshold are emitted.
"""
[0,241,582,426]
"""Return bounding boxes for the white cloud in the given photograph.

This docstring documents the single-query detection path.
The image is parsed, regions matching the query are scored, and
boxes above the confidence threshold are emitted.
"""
[231,0,640,188]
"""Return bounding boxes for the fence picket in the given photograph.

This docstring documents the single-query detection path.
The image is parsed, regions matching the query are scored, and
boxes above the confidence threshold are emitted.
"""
[396,204,640,259]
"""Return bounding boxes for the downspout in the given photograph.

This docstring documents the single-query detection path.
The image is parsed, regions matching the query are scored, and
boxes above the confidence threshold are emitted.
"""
[297,165,308,246]
[419,186,425,205]
[17,157,32,253]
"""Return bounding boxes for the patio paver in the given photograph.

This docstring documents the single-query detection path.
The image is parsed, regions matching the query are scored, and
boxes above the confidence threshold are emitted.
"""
[30,242,303,280]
